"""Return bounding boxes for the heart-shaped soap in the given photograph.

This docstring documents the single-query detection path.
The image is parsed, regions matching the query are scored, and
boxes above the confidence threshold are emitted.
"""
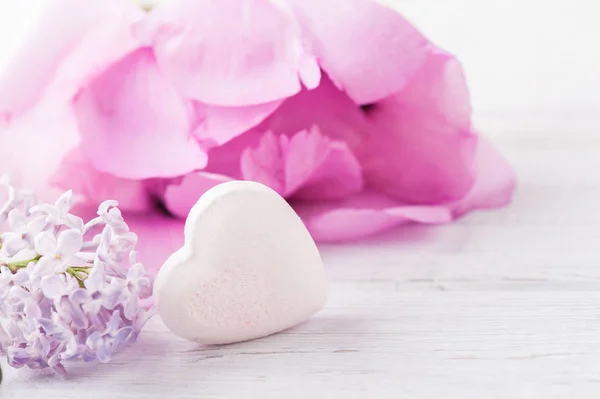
[154,181,327,344]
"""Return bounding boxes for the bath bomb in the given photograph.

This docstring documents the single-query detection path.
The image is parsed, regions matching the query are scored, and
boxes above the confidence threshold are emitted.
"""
[154,181,327,344]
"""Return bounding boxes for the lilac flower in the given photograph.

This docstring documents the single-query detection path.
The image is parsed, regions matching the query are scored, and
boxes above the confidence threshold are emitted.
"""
[34,229,84,273]
[29,190,84,231]
[0,177,155,376]
[0,175,36,226]
[86,310,133,363]
[0,209,46,256]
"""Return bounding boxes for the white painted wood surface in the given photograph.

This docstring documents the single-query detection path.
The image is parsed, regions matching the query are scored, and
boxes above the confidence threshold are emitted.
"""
[1,0,600,398]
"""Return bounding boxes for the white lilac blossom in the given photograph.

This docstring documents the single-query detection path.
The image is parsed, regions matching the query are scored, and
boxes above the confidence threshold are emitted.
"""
[0,175,154,376]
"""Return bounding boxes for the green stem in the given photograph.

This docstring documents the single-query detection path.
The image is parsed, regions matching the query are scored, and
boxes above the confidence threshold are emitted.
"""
[70,266,92,272]
[1,254,42,273]
[1,255,92,288]
[66,268,87,288]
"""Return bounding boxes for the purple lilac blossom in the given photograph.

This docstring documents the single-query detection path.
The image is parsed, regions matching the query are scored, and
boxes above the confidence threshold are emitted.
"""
[0,175,154,376]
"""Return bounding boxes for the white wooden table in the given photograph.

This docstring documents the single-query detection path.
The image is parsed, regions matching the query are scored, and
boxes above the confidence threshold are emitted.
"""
[1,0,600,398]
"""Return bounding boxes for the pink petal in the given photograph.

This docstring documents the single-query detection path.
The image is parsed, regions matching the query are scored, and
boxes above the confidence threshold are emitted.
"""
[287,0,429,104]
[0,107,79,204]
[361,50,478,205]
[240,128,364,199]
[293,190,452,242]
[200,74,370,180]
[202,129,265,178]
[240,131,286,195]
[51,149,154,213]
[260,74,371,148]
[194,100,282,147]
[73,49,207,179]
[163,172,233,219]
[135,0,320,107]
[0,0,143,118]
[288,131,364,200]
[450,139,517,216]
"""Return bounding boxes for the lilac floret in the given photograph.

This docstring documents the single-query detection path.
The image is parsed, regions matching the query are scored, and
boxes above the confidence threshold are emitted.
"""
[0,175,155,375]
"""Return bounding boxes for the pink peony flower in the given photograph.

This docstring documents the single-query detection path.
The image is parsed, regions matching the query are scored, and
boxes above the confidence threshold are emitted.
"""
[0,0,516,273]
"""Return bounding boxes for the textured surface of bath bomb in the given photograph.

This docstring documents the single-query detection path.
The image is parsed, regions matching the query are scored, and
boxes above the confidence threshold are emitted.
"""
[154,181,327,344]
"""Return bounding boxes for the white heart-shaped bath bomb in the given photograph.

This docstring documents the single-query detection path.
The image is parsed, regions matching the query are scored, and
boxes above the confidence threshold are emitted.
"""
[155,181,327,344]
